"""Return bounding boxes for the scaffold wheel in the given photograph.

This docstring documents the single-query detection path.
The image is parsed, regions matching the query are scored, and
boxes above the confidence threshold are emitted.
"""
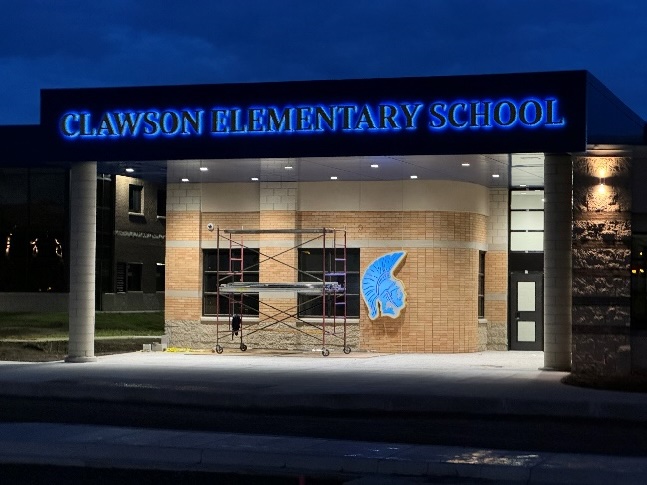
[240,343,248,351]
[343,346,351,354]
[215,345,223,354]
[322,348,330,357]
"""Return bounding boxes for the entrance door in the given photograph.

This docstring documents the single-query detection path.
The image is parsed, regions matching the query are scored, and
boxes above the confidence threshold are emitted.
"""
[510,272,543,350]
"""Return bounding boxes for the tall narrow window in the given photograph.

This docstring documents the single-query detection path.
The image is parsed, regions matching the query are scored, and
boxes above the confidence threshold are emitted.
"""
[126,262,143,291]
[157,189,166,218]
[156,263,165,292]
[478,251,486,318]
[128,184,143,214]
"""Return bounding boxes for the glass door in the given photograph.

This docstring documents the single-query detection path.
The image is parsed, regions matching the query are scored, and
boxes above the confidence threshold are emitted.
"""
[510,272,543,350]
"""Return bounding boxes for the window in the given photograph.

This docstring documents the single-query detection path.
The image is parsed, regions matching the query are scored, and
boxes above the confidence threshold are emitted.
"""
[478,251,486,318]
[128,184,143,214]
[116,262,142,292]
[510,190,544,252]
[298,248,360,318]
[157,189,166,218]
[203,249,259,316]
[156,263,165,292]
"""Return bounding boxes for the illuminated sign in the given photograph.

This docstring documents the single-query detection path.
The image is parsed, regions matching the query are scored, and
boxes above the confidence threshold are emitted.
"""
[361,251,407,320]
[57,97,565,140]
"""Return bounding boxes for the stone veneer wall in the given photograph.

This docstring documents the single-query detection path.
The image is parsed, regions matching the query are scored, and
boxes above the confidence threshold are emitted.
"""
[482,188,509,351]
[572,157,632,376]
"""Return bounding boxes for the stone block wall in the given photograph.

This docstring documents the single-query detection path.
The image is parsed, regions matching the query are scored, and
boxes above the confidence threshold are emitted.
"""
[572,157,632,376]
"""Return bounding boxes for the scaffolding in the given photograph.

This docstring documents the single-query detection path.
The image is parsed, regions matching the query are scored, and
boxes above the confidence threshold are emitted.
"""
[210,227,350,356]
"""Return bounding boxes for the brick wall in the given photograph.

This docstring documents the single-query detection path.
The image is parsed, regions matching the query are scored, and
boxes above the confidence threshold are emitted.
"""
[165,183,202,341]
[166,181,492,353]
[484,188,509,351]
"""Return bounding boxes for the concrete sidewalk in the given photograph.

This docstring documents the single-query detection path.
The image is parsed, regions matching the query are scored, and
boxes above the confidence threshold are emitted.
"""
[2,350,647,421]
[1,350,647,483]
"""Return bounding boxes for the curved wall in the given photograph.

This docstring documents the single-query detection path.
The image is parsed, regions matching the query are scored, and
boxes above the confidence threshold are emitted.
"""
[166,179,493,353]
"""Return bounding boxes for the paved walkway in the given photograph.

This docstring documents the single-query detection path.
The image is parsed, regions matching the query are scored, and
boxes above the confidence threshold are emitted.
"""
[1,350,647,483]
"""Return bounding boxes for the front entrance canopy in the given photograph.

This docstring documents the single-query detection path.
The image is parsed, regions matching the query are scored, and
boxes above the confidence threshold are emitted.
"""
[2,70,645,170]
[34,70,642,164]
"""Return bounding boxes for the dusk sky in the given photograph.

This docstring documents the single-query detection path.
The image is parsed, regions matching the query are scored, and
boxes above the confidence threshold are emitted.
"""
[1,1,646,125]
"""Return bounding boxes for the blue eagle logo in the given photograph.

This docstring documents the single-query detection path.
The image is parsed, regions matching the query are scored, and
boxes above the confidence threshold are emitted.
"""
[361,251,407,320]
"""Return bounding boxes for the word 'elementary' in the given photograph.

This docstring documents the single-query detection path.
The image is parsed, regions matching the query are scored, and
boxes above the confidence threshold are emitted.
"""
[59,98,565,139]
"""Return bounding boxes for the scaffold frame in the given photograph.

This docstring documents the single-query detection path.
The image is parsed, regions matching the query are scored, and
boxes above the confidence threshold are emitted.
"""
[209,227,350,356]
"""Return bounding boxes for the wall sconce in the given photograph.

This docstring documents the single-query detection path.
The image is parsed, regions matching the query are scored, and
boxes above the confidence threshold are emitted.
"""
[597,168,606,194]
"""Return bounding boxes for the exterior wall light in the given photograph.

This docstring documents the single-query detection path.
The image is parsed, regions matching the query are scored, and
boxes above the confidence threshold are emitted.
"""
[598,168,606,193]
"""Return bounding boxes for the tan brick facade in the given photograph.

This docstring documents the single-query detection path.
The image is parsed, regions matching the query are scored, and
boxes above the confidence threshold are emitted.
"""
[165,180,507,354]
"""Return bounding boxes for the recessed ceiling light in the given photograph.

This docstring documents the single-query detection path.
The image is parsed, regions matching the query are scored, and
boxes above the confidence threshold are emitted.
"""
[461,163,470,167]
[370,164,379,168]
[125,168,134,173]
[181,178,189,182]
[330,176,338,180]
[251,177,259,181]
[410,175,418,179]
[492,174,500,178]
[199,166,208,172]
[519,184,527,187]
[285,166,293,170]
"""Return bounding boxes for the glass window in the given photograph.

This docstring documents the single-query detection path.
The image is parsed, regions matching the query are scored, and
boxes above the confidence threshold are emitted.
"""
[297,248,360,318]
[478,251,485,318]
[511,191,544,210]
[117,262,142,292]
[127,262,143,291]
[156,263,165,292]
[203,249,259,316]
[510,232,544,252]
[510,211,544,231]
[510,189,544,253]
[0,168,68,292]
[157,189,166,217]
[128,185,143,214]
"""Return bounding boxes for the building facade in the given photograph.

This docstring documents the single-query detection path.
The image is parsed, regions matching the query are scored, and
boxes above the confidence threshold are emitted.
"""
[1,70,646,376]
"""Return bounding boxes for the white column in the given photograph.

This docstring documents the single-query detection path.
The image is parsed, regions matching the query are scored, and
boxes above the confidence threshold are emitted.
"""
[543,154,572,371]
[66,162,97,363]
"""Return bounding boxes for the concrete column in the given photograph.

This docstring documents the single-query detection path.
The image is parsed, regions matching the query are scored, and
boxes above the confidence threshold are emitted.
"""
[66,162,97,363]
[543,154,572,371]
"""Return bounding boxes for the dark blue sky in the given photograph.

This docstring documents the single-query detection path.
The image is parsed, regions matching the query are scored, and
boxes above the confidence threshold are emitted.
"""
[1,0,646,125]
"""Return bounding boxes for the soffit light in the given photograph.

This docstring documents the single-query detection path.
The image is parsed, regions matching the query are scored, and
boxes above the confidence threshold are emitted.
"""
[199,166,208,172]
[251,177,259,181]
[461,163,470,167]
[370,164,379,168]
[492,174,500,178]
[125,168,134,173]
[410,175,418,179]
[181,178,189,183]
[330,176,338,180]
